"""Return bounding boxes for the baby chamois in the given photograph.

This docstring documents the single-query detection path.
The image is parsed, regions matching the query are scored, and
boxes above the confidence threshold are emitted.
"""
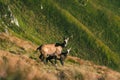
[36,37,69,64]
[46,48,71,65]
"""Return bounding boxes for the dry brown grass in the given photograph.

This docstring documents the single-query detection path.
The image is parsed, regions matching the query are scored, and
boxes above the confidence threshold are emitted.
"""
[0,33,37,51]
[0,50,120,80]
[0,33,120,80]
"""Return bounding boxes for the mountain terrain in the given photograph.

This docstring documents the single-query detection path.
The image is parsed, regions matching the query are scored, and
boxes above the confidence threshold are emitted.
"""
[0,0,120,80]
[0,33,120,80]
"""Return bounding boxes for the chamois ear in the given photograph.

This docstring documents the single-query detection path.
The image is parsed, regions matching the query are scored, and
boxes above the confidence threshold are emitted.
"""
[64,37,69,40]
[67,37,69,40]
[65,37,69,42]
[69,47,71,50]
[70,35,73,39]
[65,35,73,40]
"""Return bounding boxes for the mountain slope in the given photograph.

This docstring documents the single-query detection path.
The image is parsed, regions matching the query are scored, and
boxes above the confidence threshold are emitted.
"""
[0,0,120,71]
[0,33,120,80]
[0,50,120,80]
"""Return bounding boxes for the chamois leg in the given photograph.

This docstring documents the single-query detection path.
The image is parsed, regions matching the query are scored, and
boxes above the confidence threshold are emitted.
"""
[46,58,49,63]
[46,57,53,64]
[43,57,46,64]
[48,59,54,65]
[50,60,54,64]
[60,59,64,66]
[43,54,47,64]
[39,54,43,61]
[54,56,57,65]
[46,56,55,65]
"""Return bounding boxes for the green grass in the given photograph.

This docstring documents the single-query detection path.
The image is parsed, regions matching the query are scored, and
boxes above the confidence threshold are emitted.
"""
[0,0,120,71]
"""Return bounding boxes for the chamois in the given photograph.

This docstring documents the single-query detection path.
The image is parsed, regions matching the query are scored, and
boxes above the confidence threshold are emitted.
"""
[36,37,69,63]
[46,48,71,65]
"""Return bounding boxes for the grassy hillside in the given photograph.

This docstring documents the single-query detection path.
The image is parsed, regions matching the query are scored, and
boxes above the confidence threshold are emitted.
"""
[0,0,120,71]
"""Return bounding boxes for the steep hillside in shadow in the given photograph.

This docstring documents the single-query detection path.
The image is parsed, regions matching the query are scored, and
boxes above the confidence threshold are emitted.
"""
[0,0,120,71]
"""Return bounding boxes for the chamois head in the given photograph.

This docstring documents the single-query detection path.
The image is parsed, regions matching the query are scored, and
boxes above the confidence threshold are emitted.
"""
[59,48,71,65]
[55,37,69,48]
[63,37,69,47]
[62,47,71,56]
[67,47,71,54]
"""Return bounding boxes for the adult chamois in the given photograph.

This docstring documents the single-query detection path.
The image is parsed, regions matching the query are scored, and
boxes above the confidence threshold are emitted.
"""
[36,37,69,64]
[46,48,71,65]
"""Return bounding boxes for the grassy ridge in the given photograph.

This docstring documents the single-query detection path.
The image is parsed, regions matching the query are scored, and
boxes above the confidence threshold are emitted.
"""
[42,0,120,70]
[53,0,120,53]
[0,0,120,71]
